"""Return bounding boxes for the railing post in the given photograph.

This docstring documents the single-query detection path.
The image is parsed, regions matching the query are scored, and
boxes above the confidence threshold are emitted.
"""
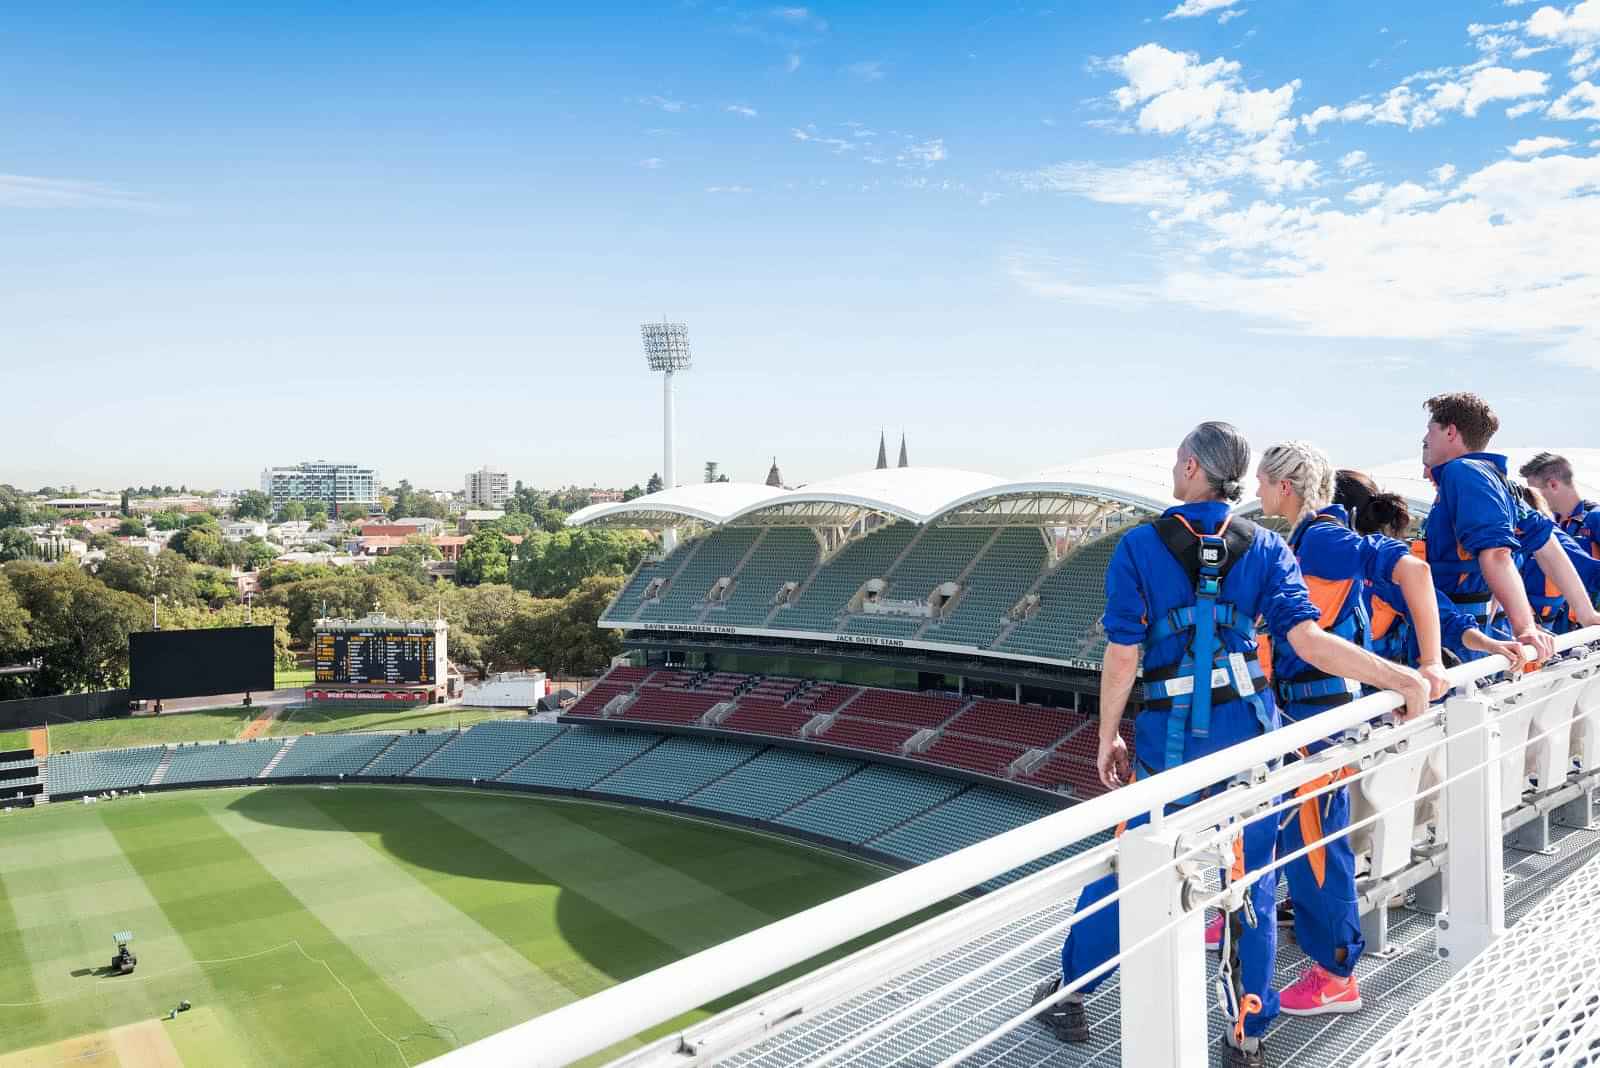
[1118,821,1208,1067]
[1438,693,1505,972]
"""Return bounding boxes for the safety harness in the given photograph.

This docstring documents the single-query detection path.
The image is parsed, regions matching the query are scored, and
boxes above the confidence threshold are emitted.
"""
[1424,459,1528,628]
[1274,514,1368,710]
[1138,514,1270,780]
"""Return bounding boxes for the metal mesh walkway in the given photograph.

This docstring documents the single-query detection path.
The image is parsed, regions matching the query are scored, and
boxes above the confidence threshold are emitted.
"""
[714,822,1600,1068]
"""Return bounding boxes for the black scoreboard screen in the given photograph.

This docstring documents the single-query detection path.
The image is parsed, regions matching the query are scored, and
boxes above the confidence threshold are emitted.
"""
[129,626,276,699]
[315,630,435,686]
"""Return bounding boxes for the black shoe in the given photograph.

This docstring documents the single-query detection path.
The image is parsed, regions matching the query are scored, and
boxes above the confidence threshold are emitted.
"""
[1277,900,1295,927]
[1029,978,1090,1043]
[1225,1038,1269,1067]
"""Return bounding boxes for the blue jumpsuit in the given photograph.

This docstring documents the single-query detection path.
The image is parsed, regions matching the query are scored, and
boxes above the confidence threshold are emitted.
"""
[1424,454,1554,652]
[1059,501,1320,1039]
[1518,527,1600,633]
[1273,506,1420,979]
[1558,499,1600,559]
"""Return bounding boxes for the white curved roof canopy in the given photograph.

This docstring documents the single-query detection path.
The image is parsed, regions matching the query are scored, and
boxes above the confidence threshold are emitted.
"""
[723,467,1009,527]
[566,482,787,529]
[929,449,1180,527]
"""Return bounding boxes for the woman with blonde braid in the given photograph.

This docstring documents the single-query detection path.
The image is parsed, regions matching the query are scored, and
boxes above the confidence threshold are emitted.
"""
[1253,442,1452,1017]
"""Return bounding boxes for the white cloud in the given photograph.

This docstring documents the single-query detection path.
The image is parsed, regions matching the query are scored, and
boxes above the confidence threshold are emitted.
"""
[897,138,947,167]
[786,53,802,73]
[0,174,139,208]
[979,191,1003,207]
[1509,134,1575,154]
[791,126,856,152]
[771,6,828,31]
[1218,8,1247,23]
[1339,149,1369,171]
[1524,0,1600,45]
[639,157,664,169]
[706,185,753,193]
[1302,66,1548,131]
[1164,0,1242,17]
[638,95,685,113]
[1432,163,1459,184]
[725,104,758,118]
[1549,80,1600,117]
[1104,43,1300,139]
[1347,182,1385,204]
[1507,99,1548,116]
[1021,152,1600,368]
[846,60,885,81]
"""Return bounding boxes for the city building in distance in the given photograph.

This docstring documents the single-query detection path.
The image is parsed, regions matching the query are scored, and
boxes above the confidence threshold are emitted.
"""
[464,466,509,509]
[260,461,379,518]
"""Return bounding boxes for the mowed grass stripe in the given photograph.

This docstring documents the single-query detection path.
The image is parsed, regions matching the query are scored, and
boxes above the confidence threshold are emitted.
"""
[213,789,574,1048]
[0,854,47,1038]
[104,798,449,1066]
[0,807,230,1052]
[283,788,682,990]
[429,798,780,951]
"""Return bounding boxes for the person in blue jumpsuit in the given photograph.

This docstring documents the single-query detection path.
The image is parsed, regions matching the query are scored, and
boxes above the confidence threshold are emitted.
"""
[1419,394,1599,662]
[1508,482,1600,634]
[1031,423,1430,1068]
[1520,452,1600,561]
[1254,445,1455,1019]
[1335,470,1524,668]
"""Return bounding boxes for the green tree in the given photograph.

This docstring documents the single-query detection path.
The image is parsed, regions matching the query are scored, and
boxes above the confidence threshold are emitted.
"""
[120,489,131,516]
[0,571,32,698]
[510,528,651,598]
[0,485,32,528]
[305,500,328,522]
[507,484,544,516]
[645,472,663,494]
[0,529,35,562]
[622,483,644,502]
[116,517,147,537]
[435,583,538,678]
[238,537,281,571]
[280,500,307,522]
[456,529,512,587]
[2,561,148,694]
[191,565,241,605]
[148,510,186,531]
[95,544,158,597]
[173,527,227,566]
[493,575,624,677]
[232,490,272,520]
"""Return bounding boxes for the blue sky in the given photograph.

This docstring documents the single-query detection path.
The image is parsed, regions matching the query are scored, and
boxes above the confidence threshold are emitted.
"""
[3,1,1597,492]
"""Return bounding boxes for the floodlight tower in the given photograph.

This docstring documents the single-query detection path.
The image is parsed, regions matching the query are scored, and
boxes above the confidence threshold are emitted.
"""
[641,319,693,550]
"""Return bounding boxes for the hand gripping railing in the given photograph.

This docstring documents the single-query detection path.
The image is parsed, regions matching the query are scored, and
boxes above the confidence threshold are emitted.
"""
[421,626,1600,1068]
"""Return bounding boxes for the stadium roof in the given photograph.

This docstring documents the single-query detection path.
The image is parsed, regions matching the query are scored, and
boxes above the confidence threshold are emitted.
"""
[722,467,1008,527]
[928,449,1180,526]
[567,453,1183,531]
[566,482,786,529]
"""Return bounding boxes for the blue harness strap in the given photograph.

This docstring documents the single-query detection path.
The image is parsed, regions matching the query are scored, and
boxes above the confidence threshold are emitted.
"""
[1142,514,1265,784]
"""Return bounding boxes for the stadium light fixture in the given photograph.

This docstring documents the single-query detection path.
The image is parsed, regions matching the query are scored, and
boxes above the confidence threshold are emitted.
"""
[640,319,693,550]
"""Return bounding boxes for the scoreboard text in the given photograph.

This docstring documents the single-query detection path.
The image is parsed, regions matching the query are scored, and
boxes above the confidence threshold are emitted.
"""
[314,630,435,685]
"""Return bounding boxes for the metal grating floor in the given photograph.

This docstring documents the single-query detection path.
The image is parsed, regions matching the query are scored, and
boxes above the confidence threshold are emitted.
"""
[715,823,1600,1068]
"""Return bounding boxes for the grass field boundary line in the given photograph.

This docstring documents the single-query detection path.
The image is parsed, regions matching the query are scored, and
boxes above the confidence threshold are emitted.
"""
[0,938,412,1066]
[287,939,413,1068]
[0,941,304,1007]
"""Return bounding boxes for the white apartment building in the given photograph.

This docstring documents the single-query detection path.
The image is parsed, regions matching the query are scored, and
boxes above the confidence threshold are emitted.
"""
[464,466,510,509]
[260,461,379,518]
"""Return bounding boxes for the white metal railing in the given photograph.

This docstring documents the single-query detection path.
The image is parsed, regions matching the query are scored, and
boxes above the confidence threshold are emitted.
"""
[422,626,1600,1068]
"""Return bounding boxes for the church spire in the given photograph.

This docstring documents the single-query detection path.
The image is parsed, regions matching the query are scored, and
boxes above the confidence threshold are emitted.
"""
[897,432,909,468]
[875,429,888,470]
[766,456,783,488]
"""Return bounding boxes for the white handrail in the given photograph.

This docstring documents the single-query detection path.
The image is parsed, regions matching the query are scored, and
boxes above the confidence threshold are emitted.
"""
[421,627,1600,1068]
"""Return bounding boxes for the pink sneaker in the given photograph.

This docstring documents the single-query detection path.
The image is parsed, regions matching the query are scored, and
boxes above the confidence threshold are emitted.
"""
[1279,965,1362,1016]
[1205,913,1223,952]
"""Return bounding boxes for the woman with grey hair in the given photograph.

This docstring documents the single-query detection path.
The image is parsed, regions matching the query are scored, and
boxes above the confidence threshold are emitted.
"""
[1036,423,1429,1068]
[1252,440,1453,1020]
